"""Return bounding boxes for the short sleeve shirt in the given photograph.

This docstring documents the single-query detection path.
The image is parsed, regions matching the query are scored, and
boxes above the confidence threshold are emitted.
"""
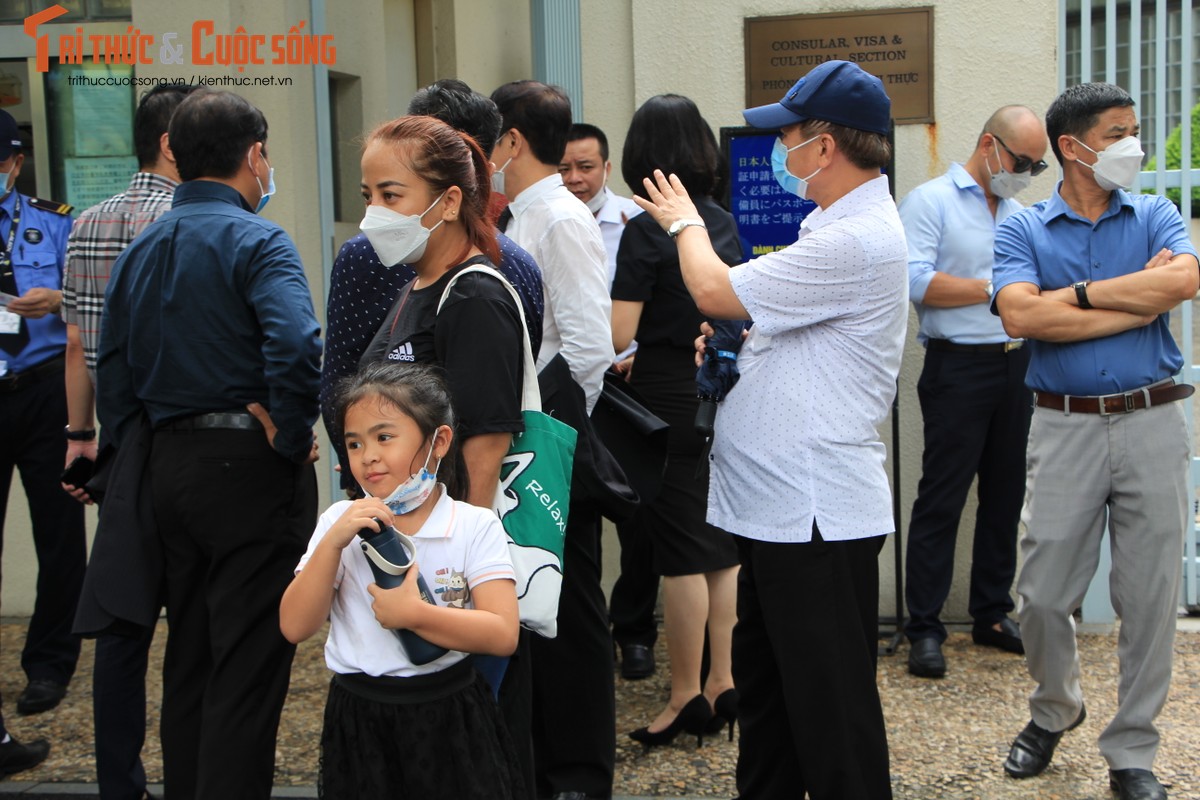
[360,256,524,439]
[992,186,1198,395]
[707,176,908,544]
[297,490,515,677]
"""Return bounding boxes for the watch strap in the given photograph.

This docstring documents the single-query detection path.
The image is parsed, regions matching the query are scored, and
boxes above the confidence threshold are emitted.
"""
[1073,281,1093,309]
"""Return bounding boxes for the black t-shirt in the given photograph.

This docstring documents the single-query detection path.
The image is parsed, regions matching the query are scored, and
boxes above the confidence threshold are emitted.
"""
[361,256,524,438]
[611,196,744,350]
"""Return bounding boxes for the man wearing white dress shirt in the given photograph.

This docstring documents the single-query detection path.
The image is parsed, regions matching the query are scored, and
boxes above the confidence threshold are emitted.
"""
[490,80,614,800]
[559,123,642,288]
[634,60,904,800]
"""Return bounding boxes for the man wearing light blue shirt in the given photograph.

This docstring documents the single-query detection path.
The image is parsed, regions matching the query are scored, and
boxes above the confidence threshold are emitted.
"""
[994,83,1197,800]
[902,106,1048,679]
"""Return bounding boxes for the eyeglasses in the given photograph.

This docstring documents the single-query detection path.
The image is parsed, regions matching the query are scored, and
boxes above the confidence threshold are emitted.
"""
[992,134,1049,177]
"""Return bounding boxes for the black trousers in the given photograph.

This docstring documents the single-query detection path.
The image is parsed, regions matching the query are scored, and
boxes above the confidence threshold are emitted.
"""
[530,501,615,798]
[733,528,891,800]
[94,624,155,800]
[0,366,86,735]
[905,346,1031,642]
[608,515,658,648]
[149,427,315,800]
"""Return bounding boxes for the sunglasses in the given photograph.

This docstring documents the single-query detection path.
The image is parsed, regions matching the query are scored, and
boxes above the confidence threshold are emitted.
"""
[992,134,1049,177]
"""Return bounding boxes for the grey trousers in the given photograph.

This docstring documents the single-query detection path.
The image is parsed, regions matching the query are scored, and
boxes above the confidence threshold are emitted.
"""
[1018,400,1188,770]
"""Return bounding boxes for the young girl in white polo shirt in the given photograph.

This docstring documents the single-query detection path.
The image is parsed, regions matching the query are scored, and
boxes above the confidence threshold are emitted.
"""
[279,362,523,798]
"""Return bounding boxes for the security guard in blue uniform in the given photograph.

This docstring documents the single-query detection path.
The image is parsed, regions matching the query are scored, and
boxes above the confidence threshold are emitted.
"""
[0,108,83,776]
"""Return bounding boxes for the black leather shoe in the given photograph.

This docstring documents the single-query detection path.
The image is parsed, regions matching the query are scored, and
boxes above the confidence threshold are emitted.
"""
[551,793,589,800]
[907,637,946,678]
[16,679,67,715]
[1003,705,1086,778]
[973,617,1025,655]
[619,643,655,680]
[0,736,50,776]
[1110,768,1168,800]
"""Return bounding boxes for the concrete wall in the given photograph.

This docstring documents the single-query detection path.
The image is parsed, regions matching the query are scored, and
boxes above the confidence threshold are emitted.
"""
[580,0,1060,621]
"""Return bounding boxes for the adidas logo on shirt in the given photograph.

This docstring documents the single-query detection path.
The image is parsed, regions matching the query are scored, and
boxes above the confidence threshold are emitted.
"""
[387,342,415,362]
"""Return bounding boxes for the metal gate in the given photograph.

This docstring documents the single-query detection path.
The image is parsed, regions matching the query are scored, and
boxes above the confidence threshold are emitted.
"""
[1061,0,1200,617]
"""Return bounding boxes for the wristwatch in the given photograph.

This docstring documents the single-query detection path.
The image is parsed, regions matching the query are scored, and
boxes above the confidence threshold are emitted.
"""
[984,279,994,299]
[64,425,96,441]
[667,218,706,238]
[1071,280,1093,309]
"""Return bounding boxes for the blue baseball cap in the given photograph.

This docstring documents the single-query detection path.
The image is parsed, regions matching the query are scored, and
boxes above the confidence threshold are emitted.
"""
[743,60,892,135]
[0,109,21,161]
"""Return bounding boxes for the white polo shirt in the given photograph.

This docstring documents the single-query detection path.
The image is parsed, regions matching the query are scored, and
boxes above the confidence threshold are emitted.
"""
[708,175,908,543]
[296,488,515,677]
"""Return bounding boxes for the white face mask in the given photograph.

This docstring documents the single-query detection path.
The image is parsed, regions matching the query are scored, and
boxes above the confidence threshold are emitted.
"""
[359,192,446,266]
[987,143,1031,200]
[1072,135,1144,191]
[491,156,512,195]
[367,440,440,515]
[584,171,608,214]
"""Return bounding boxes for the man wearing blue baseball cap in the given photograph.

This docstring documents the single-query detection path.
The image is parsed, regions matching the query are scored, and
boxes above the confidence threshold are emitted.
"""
[634,60,902,799]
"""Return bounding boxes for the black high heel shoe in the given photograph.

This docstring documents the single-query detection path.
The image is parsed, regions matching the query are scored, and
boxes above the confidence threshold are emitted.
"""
[628,695,713,752]
[704,688,738,741]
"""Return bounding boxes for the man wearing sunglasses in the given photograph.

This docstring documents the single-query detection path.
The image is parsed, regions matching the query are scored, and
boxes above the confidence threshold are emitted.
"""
[902,105,1048,680]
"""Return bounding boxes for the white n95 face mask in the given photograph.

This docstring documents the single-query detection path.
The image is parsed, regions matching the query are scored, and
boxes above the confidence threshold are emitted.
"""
[359,192,446,266]
[1073,135,1144,191]
[987,147,1030,200]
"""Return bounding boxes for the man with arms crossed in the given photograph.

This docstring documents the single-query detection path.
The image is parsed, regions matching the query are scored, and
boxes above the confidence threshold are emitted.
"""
[636,60,903,800]
[994,82,1197,800]
[902,105,1048,678]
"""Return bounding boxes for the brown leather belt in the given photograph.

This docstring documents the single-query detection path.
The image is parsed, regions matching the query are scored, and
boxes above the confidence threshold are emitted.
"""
[927,339,1024,354]
[1033,381,1195,415]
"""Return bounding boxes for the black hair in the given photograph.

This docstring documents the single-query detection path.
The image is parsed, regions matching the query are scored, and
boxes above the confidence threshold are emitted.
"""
[407,79,504,157]
[490,80,573,165]
[621,94,721,200]
[1045,82,1135,165]
[796,119,892,171]
[168,89,269,181]
[335,362,465,501]
[134,83,198,168]
[567,122,609,162]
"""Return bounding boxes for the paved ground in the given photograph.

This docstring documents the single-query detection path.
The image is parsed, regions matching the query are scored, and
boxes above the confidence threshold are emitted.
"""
[1,617,1199,799]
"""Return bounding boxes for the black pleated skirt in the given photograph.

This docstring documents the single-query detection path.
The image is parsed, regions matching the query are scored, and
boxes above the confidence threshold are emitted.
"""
[319,661,525,799]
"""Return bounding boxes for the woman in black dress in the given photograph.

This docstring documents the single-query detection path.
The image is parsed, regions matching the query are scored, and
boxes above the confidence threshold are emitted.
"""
[612,95,743,746]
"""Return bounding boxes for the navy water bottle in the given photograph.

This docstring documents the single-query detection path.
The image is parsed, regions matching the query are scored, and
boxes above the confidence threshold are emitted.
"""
[359,518,448,665]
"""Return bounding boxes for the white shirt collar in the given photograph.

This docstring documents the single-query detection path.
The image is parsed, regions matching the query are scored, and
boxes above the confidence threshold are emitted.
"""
[510,172,568,220]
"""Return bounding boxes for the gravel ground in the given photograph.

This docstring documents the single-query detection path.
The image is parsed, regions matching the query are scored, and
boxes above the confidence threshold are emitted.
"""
[2,619,1199,799]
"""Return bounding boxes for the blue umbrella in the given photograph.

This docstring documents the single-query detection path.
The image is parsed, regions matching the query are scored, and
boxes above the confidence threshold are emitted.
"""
[695,319,752,439]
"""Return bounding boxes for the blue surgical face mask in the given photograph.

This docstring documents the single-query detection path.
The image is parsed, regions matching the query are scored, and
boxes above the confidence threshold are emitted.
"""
[249,148,275,213]
[771,135,821,199]
[370,440,439,515]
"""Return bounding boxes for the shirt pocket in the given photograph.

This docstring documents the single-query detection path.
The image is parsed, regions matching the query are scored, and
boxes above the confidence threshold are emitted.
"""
[15,246,62,291]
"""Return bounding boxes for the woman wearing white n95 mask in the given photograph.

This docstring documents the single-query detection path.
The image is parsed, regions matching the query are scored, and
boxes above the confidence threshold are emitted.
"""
[357,115,525,511]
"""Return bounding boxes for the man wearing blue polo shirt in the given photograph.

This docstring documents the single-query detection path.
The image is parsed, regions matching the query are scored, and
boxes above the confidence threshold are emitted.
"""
[993,82,1197,800]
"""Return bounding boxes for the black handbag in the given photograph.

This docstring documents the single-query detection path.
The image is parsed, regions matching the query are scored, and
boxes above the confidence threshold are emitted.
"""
[590,369,669,508]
